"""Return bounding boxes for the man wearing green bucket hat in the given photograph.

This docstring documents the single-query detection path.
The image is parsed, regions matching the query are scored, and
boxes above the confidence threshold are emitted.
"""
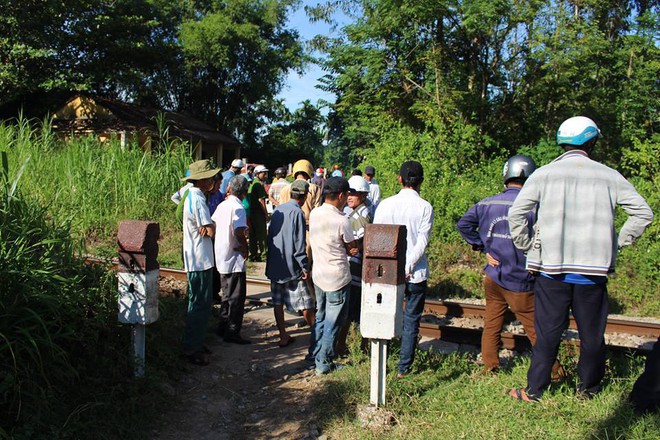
[181,159,221,366]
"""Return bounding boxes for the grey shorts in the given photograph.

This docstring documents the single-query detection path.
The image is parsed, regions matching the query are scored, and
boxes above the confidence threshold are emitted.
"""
[271,279,315,313]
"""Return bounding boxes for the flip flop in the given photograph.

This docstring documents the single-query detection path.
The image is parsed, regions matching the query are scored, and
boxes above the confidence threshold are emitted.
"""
[508,388,538,403]
[278,336,296,348]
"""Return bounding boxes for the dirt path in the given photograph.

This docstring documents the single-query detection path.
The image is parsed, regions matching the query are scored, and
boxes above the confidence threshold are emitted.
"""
[152,269,327,440]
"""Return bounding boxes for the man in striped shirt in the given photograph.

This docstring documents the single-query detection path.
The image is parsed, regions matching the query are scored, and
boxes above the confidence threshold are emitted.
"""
[508,116,653,402]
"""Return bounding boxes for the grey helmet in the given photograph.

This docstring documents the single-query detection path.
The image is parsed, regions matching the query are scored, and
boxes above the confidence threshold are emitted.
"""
[503,154,536,184]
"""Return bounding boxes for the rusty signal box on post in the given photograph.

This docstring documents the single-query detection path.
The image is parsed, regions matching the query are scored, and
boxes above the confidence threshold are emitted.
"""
[117,220,160,325]
[360,224,407,340]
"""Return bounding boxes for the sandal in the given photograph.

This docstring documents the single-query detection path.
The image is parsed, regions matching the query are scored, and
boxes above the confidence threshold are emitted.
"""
[508,388,539,403]
[278,336,296,348]
[186,351,210,366]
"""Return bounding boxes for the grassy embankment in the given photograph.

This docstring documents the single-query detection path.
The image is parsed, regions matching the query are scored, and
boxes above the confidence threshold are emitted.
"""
[0,150,189,437]
[311,339,659,439]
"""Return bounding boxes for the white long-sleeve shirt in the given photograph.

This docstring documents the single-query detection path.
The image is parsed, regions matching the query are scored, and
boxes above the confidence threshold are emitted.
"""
[374,188,434,284]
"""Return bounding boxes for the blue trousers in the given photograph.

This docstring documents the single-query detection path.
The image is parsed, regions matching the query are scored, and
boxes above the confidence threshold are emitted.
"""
[398,281,427,375]
[527,276,608,398]
[313,283,350,373]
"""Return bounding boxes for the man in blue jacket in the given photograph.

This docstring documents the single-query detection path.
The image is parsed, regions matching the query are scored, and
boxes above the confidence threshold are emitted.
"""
[458,155,545,374]
[266,179,315,349]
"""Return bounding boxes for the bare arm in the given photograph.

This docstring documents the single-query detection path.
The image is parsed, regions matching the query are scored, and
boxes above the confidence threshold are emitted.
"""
[235,227,248,259]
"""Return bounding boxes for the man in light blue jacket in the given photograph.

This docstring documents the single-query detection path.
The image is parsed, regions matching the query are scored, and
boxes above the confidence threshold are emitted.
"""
[507,116,653,402]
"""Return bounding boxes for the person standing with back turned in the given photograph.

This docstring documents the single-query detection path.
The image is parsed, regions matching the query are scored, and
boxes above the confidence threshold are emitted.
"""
[374,161,434,378]
[507,116,653,402]
[213,175,252,345]
[309,177,359,375]
[458,155,563,378]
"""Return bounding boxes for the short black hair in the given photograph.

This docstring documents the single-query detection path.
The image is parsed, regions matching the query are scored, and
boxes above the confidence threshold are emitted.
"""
[399,160,424,187]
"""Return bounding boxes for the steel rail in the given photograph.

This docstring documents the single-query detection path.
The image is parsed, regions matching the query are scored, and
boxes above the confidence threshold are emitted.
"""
[88,258,659,350]
[422,299,660,339]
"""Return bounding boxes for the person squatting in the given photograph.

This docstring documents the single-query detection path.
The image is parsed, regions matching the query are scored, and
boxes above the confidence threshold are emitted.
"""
[173,116,656,409]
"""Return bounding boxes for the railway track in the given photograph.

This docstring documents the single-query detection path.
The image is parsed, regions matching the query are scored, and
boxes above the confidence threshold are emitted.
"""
[89,258,659,352]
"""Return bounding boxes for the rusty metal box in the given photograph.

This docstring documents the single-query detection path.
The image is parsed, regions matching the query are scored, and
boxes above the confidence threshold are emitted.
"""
[117,220,160,255]
[117,220,160,324]
[363,224,407,260]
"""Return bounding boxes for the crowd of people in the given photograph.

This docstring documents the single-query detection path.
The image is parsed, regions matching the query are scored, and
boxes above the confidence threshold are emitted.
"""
[172,116,658,414]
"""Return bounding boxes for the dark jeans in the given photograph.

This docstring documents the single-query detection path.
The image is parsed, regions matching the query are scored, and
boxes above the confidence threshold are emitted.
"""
[398,281,427,375]
[527,276,608,398]
[218,271,247,336]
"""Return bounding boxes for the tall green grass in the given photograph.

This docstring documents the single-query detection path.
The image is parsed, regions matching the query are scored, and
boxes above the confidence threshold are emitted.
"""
[0,116,193,265]
[0,151,187,438]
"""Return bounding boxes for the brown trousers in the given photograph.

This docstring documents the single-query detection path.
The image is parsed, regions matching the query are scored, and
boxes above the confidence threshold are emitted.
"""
[482,275,537,370]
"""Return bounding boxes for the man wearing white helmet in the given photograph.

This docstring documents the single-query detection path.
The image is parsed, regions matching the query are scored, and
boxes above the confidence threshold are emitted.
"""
[507,116,653,402]
[336,175,373,355]
[220,158,245,196]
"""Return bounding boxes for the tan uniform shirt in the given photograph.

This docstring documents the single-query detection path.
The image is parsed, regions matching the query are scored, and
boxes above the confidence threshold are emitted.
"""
[278,180,322,225]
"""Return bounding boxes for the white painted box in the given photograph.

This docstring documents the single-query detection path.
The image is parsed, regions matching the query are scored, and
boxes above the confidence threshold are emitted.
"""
[360,282,405,339]
[118,270,160,324]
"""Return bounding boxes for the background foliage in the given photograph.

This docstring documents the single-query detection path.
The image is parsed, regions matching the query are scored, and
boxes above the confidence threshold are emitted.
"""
[0,0,306,146]
[309,0,659,315]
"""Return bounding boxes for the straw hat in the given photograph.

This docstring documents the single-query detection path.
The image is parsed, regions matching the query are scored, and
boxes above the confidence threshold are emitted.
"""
[182,160,221,181]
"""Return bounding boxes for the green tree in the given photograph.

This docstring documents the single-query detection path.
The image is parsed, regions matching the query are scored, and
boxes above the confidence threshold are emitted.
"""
[0,0,178,106]
[248,99,326,168]
[177,0,306,144]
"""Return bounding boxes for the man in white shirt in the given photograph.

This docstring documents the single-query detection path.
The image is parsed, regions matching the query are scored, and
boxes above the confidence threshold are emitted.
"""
[364,165,381,215]
[309,177,358,374]
[373,161,434,377]
[213,175,251,345]
[181,160,221,366]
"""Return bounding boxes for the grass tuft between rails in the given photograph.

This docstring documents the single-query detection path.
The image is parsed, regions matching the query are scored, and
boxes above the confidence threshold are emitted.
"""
[311,334,659,440]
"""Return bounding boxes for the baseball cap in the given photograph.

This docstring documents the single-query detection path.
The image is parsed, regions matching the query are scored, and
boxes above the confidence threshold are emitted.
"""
[315,167,324,176]
[254,165,269,173]
[323,176,350,195]
[365,165,375,175]
[231,159,244,168]
[290,179,310,195]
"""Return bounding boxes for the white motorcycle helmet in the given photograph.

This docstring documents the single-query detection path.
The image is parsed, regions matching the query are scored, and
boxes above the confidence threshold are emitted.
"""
[348,175,370,193]
[557,116,601,146]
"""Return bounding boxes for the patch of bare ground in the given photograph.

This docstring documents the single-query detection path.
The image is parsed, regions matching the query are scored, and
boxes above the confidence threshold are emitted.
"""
[150,305,328,440]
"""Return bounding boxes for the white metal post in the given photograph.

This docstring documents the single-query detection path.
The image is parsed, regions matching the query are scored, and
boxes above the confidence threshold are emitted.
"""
[132,324,146,378]
[370,339,388,406]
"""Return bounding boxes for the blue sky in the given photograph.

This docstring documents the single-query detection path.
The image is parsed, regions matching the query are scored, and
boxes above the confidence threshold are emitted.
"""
[276,2,348,111]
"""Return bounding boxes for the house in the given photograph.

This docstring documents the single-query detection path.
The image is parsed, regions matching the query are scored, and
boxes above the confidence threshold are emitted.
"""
[51,95,241,167]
